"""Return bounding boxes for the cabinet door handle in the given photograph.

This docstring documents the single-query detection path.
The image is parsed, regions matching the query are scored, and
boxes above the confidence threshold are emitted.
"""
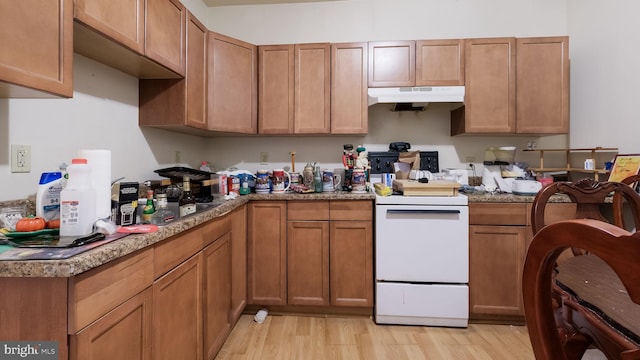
[386,209,461,215]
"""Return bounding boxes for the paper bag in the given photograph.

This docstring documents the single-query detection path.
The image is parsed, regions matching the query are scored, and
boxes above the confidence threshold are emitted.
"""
[395,151,421,179]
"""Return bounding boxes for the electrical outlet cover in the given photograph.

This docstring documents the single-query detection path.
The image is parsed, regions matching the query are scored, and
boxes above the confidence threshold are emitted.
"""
[11,144,31,173]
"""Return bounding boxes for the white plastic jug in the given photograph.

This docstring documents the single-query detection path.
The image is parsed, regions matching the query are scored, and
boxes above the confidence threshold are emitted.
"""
[60,158,97,236]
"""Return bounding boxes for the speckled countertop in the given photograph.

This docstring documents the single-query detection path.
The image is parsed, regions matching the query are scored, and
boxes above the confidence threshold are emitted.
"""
[0,191,375,278]
[464,192,571,203]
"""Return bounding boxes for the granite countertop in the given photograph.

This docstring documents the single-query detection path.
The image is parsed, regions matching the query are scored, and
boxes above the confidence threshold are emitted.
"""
[0,191,375,278]
[464,192,571,203]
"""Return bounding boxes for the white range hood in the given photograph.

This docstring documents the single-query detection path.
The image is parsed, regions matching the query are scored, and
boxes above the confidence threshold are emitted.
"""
[367,86,465,106]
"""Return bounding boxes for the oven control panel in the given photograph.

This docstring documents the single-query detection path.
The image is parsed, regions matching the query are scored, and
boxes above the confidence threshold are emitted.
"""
[368,151,439,174]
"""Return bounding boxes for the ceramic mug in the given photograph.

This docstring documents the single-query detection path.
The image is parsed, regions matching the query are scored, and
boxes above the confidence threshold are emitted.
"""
[322,170,341,192]
[272,169,291,193]
[351,169,367,193]
[255,170,270,193]
[289,172,302,186]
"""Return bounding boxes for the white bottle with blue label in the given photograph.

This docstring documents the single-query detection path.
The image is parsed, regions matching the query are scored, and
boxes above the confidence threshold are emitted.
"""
[36,172,63,222]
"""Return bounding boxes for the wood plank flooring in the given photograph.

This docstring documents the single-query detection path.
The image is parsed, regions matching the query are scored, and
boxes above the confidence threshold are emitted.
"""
[215,314,535,359]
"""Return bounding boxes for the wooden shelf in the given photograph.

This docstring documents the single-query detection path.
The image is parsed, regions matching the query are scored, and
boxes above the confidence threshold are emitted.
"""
[524,147,618,181]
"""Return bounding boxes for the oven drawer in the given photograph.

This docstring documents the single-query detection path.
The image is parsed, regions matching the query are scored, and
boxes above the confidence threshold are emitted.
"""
[375,282,468,327]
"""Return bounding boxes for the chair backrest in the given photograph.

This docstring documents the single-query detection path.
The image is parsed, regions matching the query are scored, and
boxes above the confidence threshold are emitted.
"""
[613,174,640,230]
[531,178,640,235]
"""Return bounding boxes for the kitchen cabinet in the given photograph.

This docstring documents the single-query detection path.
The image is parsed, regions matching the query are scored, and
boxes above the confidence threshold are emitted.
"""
[368,41,415,87]
[139,11,208,134]
[258,43,331,134]
[247,201,287,305]
[207,32,258,134]
[74,0,186,78]
[287,201,330,305]
[515,36,569,134]
[468,202,576,322]
[248,200,373,309]
[416,39,465,86]
[452,36,569,135]
[202,232,231,359]
[153,253,203,360]
[0,0,73,98]
[331,42,369,134]
[71,287,153,360]
[329,201,373,307]
[451,37,516,135]
[229,205,247,324]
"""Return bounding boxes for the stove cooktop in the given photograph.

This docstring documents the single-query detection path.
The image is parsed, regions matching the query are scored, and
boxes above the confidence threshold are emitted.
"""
[375,193,468,206]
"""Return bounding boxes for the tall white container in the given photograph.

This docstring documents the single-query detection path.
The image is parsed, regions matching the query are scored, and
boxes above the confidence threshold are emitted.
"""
[78,149,111,219]
[60,158,97,236]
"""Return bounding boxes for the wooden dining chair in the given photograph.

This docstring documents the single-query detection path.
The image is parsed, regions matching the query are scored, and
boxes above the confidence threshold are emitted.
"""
[612,174,640,230]
[523,219,640,360]
[531,177,640,235]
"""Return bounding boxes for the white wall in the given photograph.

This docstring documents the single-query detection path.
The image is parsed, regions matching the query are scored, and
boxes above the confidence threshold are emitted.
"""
[8,0,633,201]
[567,0,640,154]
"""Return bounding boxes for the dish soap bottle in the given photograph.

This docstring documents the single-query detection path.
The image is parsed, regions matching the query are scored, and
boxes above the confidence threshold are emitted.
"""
[142,189,156,224]
[178,176,196,216]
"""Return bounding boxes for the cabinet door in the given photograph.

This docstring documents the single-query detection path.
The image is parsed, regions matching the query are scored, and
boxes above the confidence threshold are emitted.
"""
[71,287,153,360]
[153,254,203,360]
[330,220,373,307]
[368,41,415,87]
[208,32,258,134]
[331,42,368,134]
[516,36,569,134]
[469,225,527,319]
[258,45,294,134]
[138,11,207,131]
[74,0,144,54]
[416,39,464,86]
[230,205,247,324]
[0,0,72,97]
[295,43,331,134]
[185,12,208,129]
[202,233,231,359]
[287,220,330,305]
[247,201,287,305]
[452,37,515,135]
[145,0,186,76]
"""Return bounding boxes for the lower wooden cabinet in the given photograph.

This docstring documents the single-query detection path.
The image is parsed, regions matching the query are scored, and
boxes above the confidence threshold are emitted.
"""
[247,201,287,305]
[153,253,203,360]
[230,205,247,324]
[249,200,373,309]
[71,287,153,360]
[203,232,231,359]
[468,202,577,321]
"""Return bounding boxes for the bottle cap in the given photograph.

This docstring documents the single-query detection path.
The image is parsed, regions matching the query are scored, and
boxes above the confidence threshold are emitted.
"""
[39,172,62,184]
[71,158,88,165]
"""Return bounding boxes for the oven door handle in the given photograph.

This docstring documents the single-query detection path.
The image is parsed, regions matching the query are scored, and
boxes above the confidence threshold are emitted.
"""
[386,209,461,215]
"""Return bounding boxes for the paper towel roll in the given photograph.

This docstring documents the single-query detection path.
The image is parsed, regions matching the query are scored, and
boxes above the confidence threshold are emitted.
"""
[78,149,112,219]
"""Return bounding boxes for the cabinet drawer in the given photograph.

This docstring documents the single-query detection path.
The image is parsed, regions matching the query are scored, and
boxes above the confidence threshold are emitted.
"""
[330,200,372,221]
[202,215,232,247]
[526,203,577,226]
[469,203,527,225]
[287,200,329,220]
[154,226,203,278]
[68,247,154,333]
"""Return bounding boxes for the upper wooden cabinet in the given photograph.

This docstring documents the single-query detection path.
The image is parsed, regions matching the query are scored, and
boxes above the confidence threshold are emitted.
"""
[208,32,258,134]
[139,11,208,134]
[516,36,569,134]
[368,41,415,87]
[451,37,516,135]
[452,36,569,135]
[0,0,73,98]
[74,0,185,78]
[331,42,368,134]
[416,39,464,86]
[258,43,331,134]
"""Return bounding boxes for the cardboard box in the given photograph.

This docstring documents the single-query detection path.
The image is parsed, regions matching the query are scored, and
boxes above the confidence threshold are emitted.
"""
[111,182,139,225]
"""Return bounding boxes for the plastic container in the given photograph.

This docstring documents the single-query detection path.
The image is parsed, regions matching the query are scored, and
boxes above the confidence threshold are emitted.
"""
[60,158,97,237]
[36,172,63,222]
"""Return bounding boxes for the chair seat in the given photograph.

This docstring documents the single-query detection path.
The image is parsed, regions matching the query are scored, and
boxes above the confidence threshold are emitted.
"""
[556,254,640,345]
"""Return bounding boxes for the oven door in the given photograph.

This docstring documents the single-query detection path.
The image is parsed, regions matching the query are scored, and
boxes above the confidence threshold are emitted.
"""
[375,204,469,283]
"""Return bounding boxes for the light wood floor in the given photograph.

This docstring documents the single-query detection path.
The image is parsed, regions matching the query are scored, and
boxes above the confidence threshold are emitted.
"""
[215,314,535,359]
